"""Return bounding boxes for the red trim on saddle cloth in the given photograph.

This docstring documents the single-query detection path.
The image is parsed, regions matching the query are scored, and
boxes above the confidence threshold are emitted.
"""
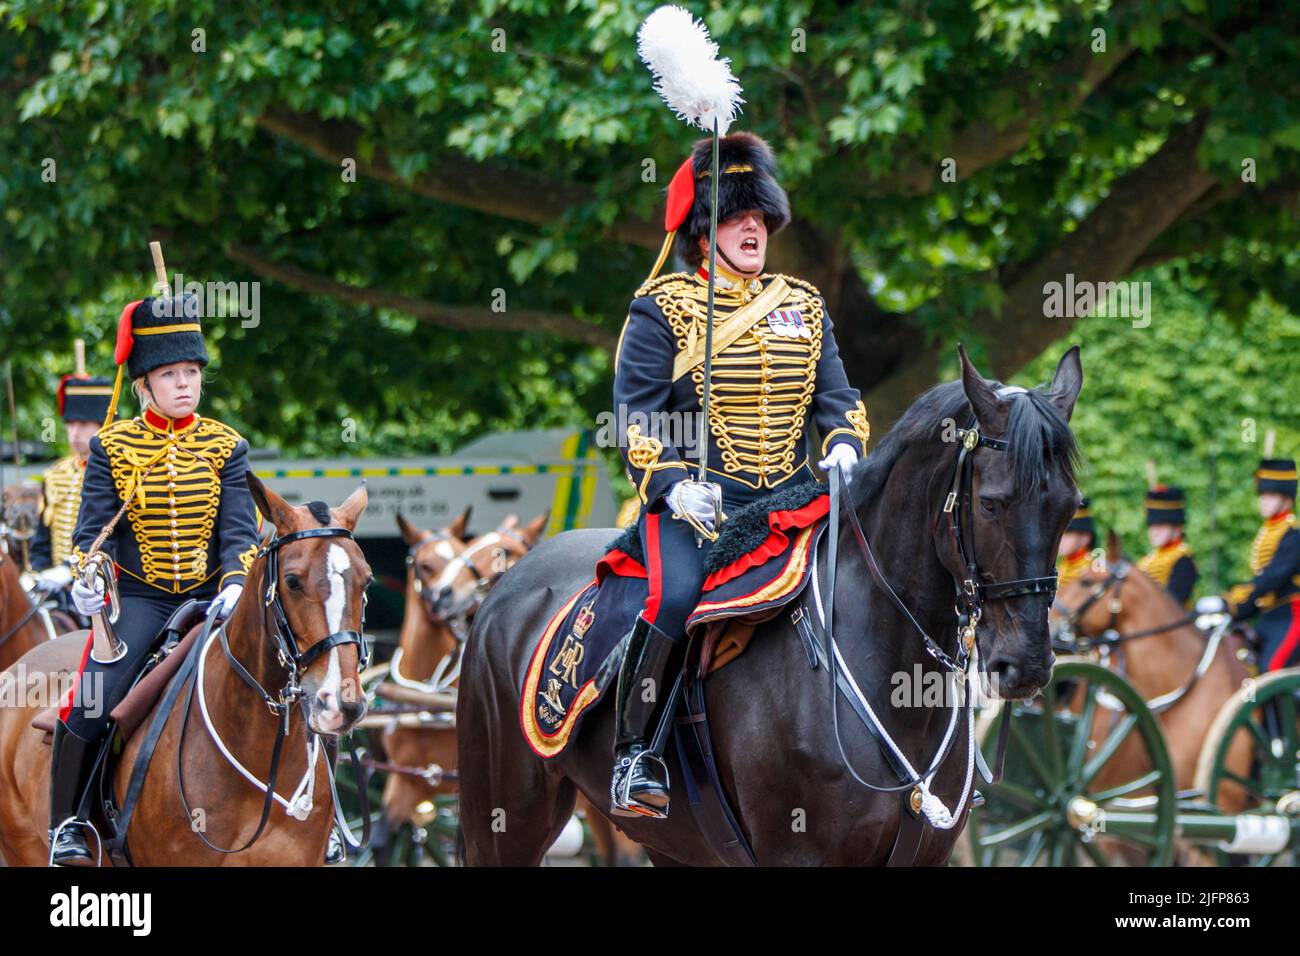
[702,495,829,592]
[59,633,95,722]
[596,548,647,581]
[1267,597,1300,672]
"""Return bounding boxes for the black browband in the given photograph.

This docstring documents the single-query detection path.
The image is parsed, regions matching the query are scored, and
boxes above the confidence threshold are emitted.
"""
[259,526,369,676]
[944,420,1059,613]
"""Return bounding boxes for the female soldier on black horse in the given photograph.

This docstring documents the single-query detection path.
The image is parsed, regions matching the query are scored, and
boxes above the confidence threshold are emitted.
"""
[48,294,260,866]
[609,130,868,818]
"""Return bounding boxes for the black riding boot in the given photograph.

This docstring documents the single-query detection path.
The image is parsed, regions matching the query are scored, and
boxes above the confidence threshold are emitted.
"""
[48,720,99,867]
[610,616,678,819]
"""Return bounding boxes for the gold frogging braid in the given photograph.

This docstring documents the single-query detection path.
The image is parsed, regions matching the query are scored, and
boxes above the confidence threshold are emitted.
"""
[1226,512,1300,612]
[822,399,870,458]
[89,415,244,593]
[625,422,687,504]
[644,273,825,490]
[1057,549,1092,589]
[1137,540,1192,587]
[40,456,85,566]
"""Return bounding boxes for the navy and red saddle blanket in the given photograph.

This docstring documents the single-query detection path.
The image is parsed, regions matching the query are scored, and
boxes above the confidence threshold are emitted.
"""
[520,481,829,758]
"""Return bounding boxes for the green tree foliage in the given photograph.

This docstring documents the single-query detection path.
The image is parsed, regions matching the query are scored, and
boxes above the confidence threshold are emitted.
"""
[1,0,1297,453]
[1014,270,1300,593]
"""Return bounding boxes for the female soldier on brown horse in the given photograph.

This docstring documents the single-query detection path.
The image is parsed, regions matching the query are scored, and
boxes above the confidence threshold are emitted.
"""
[0,478,372,866]
[47,294,261,866]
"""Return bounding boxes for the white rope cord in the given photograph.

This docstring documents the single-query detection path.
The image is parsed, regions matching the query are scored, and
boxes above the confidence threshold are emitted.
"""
[387,644,462,694]
[195,626,322,822]
[811,542,977,829]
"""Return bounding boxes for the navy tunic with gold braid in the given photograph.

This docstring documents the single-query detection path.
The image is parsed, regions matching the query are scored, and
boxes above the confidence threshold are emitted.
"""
[612,265,867,641]
[1228,511,1300,671]
[61,406,260,736]
[71,407,259,592]
[614,266,868,511]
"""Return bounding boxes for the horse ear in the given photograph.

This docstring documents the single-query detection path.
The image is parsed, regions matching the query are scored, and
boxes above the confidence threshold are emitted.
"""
[246,474,291,528]
[958,344,1009,435]
[449,506,473,540]
[1106,528,1123,565]
[332,481,368,531]
[520,510,550,545]
[395,512,426,548]
[1047,345,1084,422]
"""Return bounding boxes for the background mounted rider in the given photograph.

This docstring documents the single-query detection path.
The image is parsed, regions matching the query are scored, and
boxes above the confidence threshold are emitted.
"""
[1136,485,1198,607]
[609,131,869,819]
[1225,457,1300,672]
[1056,497,1095,589]
[48,294,260,866]
[27,369,116,617]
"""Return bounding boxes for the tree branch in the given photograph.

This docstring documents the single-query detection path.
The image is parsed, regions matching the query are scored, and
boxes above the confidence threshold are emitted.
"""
[863,114,1218,424]
[224,244,617,350]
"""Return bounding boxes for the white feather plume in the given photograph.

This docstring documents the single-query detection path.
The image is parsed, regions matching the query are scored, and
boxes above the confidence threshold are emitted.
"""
[637,5,743,135]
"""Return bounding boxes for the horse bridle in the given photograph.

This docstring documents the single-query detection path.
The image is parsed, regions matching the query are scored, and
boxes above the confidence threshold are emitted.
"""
[1052,559,1194,650]
[260,526,370,689]
[168,525,372,857]
[943,421,1060,636]
[407,524,530,630]
[821,415,1059,798]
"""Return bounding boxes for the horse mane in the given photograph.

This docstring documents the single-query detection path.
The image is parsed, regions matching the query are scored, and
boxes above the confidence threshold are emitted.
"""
[851,377,1079,512]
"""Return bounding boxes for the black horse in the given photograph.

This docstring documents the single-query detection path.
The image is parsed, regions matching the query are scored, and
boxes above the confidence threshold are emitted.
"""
[457,347,1082,865]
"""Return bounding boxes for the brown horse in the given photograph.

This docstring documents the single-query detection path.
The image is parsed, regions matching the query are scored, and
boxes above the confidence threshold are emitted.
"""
[0,477,371,866]
[0,543,54,672]
[1052,531,1252,849]
[370,509,642,864]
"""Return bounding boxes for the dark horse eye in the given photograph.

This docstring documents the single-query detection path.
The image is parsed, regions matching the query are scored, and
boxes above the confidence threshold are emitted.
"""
[979,496,1000,516]
[284,573,303,592]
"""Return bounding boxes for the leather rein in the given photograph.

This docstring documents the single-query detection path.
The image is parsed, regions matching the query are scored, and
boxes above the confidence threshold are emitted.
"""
[114,526,374,861]
[821,420,1059,796]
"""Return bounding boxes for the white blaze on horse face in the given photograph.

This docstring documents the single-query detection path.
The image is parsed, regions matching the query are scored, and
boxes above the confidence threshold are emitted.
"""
[434,541,456,561]
[434,532,500,592]
[316,543,351,723]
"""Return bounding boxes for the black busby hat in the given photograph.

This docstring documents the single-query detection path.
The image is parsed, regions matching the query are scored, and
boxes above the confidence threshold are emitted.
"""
[116,294,209,381]
[1144,485,1187,526]
[670,132,790,270]
[57,375,114,424]
[1256,458,1297,498]
[1067,497,1094,536]
[101,293,209,425]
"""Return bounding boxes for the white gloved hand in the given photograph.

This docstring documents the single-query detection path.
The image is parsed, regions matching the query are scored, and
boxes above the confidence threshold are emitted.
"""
[211,582,244,618]
[36,565,74,589]
[819,443,859,485]
[71,576,106,616]
[1195,595,1227,616]
[666,480,720,536]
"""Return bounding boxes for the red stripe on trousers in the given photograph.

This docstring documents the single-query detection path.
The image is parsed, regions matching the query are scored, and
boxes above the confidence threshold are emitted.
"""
[59,632,95,722]
[1267,598,1300,671]
[644,511,663,623]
